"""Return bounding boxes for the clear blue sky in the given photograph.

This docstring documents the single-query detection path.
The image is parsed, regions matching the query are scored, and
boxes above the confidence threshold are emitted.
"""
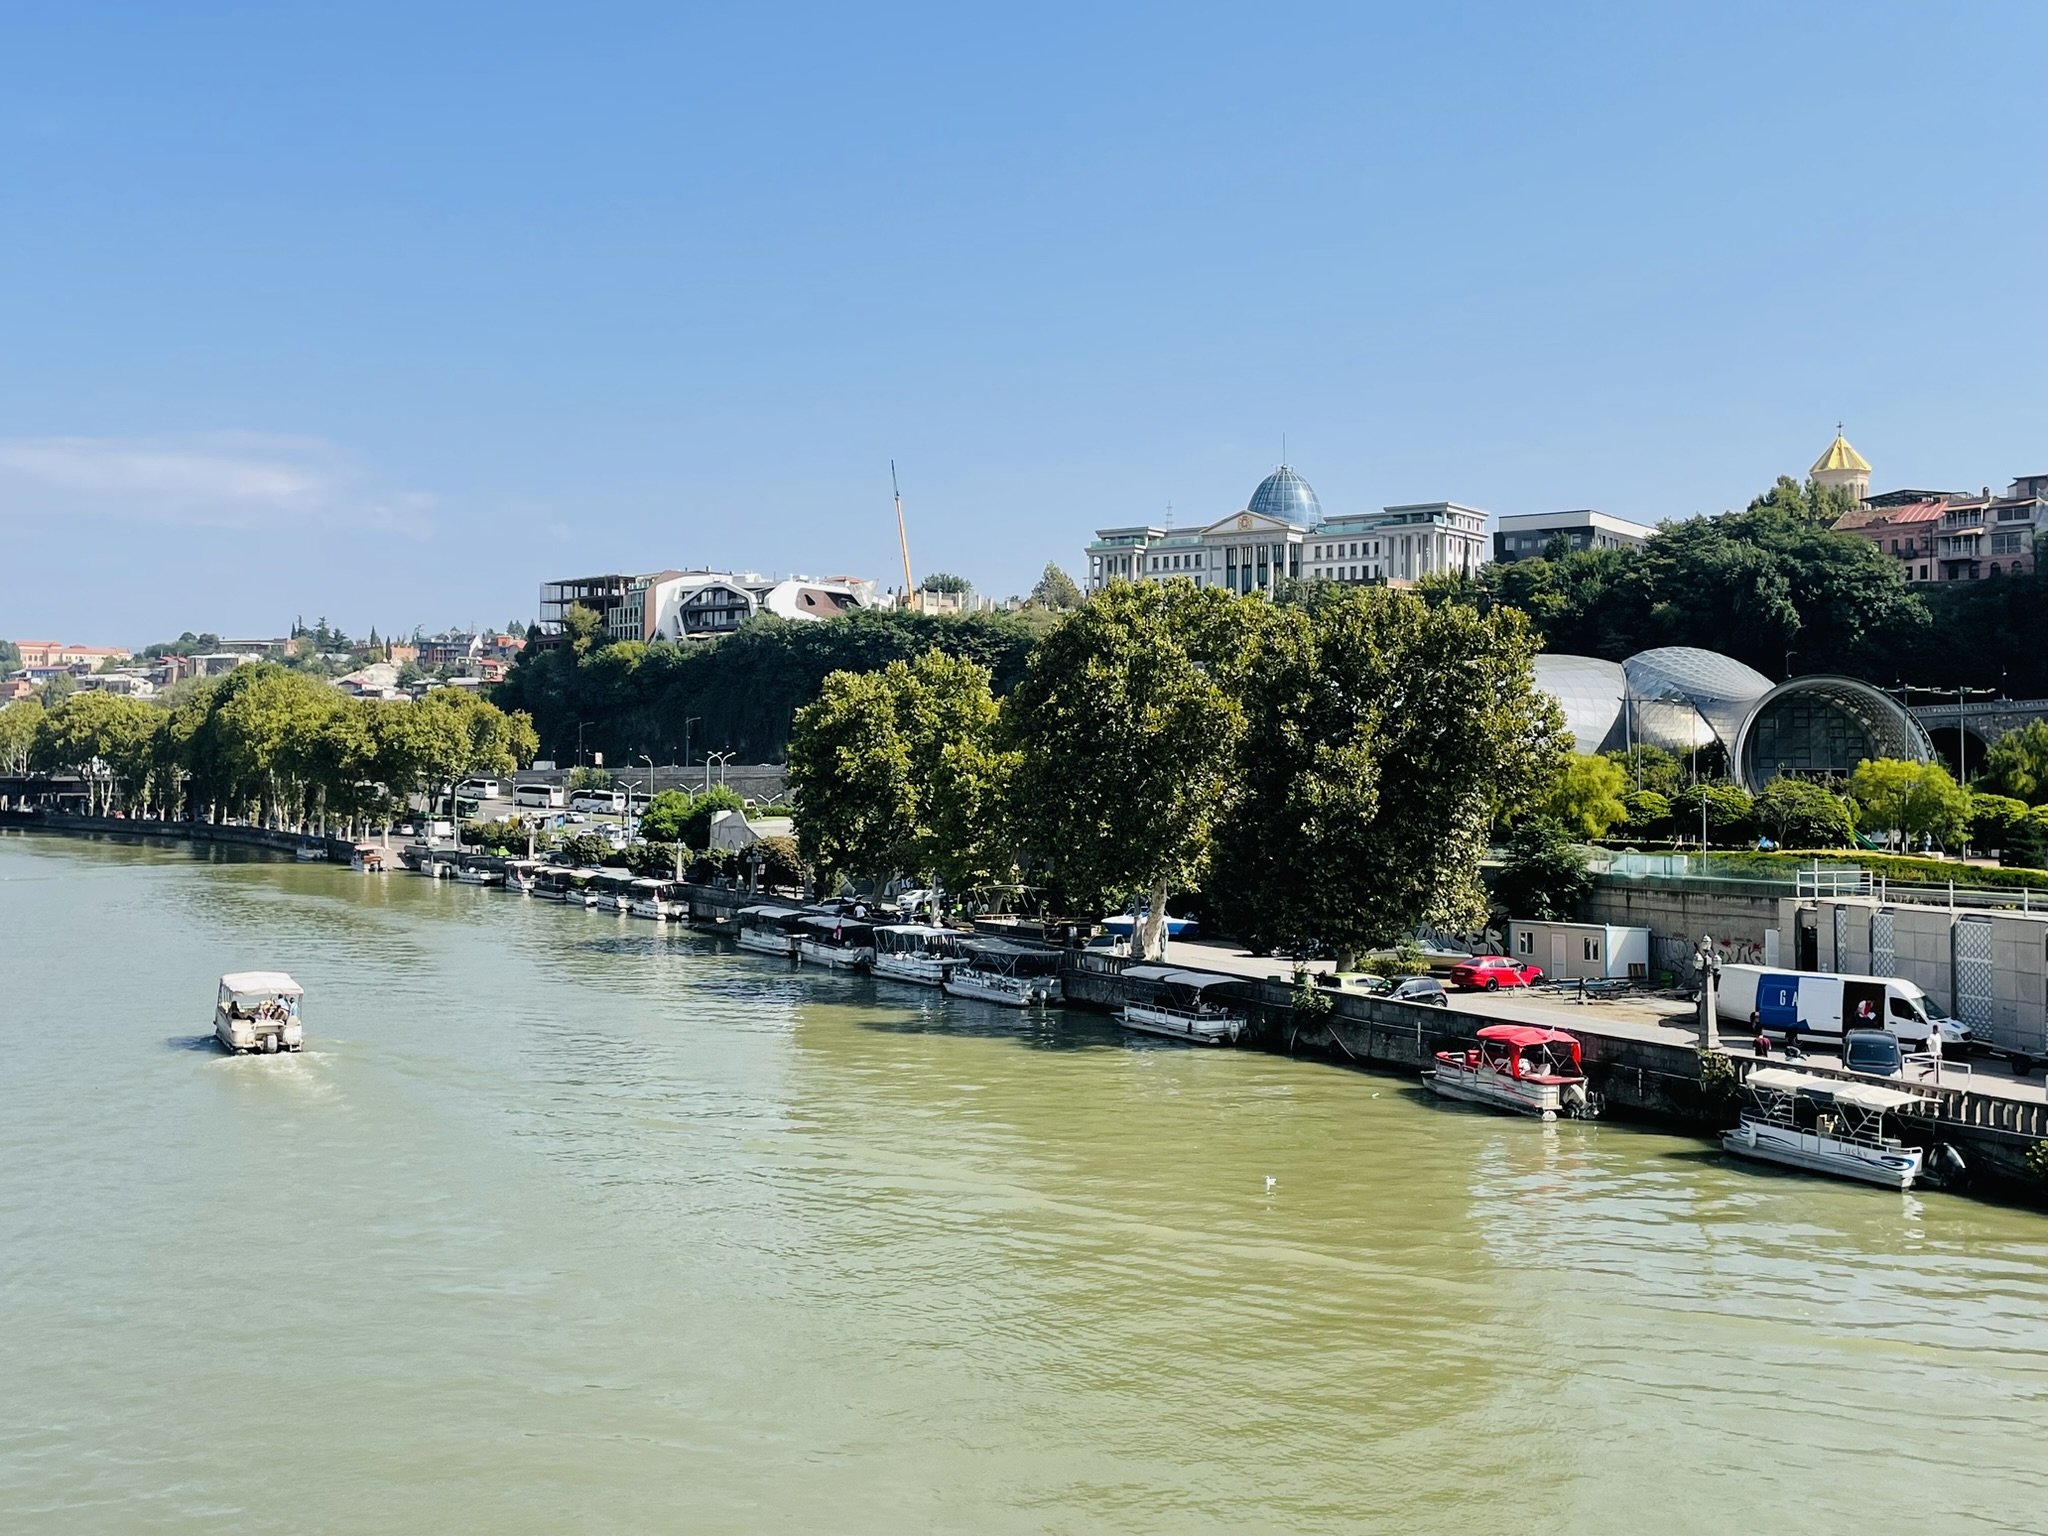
[3,2,2043,645]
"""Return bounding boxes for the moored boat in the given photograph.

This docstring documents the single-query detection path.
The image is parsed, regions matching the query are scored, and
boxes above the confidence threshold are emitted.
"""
[735,904,806,958]
[349,844,388,873]
[533,865,578,901]
[942,939,1063,1008]
[796,913,875,971]
[455,859,505,886]
[627,878,684,920]
[504,858,542,893]
[1723,1068,1928,1188]
[1116,965,1245,1045]
[214,971,305,1054]
[1427,1025,1597,1120]
[871,924,965,986]
[585,871,635,911]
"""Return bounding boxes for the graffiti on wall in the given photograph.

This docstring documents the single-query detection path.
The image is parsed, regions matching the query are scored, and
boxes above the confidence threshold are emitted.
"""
[1656,932,1765,982]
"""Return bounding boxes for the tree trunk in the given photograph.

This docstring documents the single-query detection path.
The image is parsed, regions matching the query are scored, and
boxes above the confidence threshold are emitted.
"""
[1142,872,1170,960]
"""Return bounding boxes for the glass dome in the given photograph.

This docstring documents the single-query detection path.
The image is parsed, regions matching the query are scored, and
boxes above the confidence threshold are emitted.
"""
[1532,655,1627,754]
[1735,677,1932,790]
[1621,647,1774,754]
[1248,465,1323,526]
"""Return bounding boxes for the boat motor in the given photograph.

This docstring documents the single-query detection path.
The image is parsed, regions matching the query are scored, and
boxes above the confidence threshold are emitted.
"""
[1560,1082,1601,1120]
[1921,1142,1968,1191]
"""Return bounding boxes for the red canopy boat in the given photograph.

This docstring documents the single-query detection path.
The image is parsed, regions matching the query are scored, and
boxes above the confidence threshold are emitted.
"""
[1427,1024,1598,1120]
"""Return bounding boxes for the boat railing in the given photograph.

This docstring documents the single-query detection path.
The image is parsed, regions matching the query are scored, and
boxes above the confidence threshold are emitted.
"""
[1730,1054,2048,1138]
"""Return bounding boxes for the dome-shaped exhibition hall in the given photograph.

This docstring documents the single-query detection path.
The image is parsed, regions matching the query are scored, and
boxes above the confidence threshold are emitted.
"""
[1532,645,1931,793]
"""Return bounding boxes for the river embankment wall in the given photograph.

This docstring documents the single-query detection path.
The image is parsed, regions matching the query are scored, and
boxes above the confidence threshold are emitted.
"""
[0,809,355,861]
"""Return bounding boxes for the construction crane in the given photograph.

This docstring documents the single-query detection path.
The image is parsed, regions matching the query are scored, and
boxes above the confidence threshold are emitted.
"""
[891,461,915,605]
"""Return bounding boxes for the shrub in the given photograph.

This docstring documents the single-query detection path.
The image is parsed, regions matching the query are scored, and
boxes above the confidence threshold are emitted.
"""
[1753,777,1855,848]
[1493,815,1592,921]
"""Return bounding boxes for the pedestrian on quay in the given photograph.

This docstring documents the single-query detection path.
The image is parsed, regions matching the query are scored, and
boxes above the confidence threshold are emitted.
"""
[1751,1010,1769,1058]
[1927,1020,1943,1083]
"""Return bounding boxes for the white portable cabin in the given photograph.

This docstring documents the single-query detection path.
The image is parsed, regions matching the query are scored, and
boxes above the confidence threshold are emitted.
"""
[1506,920,1650,981]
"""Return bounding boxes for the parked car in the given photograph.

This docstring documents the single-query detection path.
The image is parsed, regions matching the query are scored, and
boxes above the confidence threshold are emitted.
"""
[1386,976,1449,1007]
[1450,955,1544,991]
[1841,1029,1905,1079]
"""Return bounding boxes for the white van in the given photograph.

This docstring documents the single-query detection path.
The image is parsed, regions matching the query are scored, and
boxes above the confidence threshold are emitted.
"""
[1716,964,1963,1048]
[457,778,502,801]
[515,783,567,809]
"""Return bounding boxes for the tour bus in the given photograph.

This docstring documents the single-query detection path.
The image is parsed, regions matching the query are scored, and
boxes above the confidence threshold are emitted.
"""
[456,777,502,801]
[515,782,567,810]
[1716,964,1965,1049]
[569,787,627,814]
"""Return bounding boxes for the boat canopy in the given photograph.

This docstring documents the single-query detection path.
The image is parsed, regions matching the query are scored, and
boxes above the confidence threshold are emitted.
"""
[875,924,958,953]
[799,914,873,940]
[1476,1025,1580,1048]
[1122,964,1237,994]
[1747,1067,1932,1112]
[958,938,1062,975]
[738,904,806,927]
[219,971,303,997]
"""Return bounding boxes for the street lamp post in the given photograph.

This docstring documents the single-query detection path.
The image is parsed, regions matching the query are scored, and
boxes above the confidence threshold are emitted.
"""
[707,750,735,790]
[682,717,700,777]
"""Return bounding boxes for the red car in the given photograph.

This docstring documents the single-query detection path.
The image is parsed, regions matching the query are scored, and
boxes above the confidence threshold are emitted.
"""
[1451,955,1544,991]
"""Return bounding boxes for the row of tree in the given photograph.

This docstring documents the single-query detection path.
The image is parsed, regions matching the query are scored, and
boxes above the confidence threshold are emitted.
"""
[494,606,1050,769]
[788,581,1568,963]
[1538,738,2048,856]
[0,665,537,835]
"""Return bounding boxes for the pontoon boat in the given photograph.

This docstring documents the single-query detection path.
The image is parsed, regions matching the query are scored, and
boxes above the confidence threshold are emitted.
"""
[735,905,806,958]
[1116,964,1246,1044]
[796,914,875,971]
[1427,1025,1597,1120]
[871,924,965,986]
[942,939,1063,1008]
[215,972,305,1054]
[627,878,684,921]
[1723,1068,1928,1188]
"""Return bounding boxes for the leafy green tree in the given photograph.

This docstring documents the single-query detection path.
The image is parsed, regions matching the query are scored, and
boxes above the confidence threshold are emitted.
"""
[556,831,617,868]
[1210,585,1567,964]
[1619,788,1671,839]
[1004,582,1259,956]
[638,789,696,843]
[0,700,45,776]
[37,673,77,705]
[31,691,164,814]
[1979,721,2048,804]
[1968,792,2031,852]
[1751,776,1855,847]
[1029,563,1084,610]
[1606,744,1685,798]
[0,640,21,670]
[920,572,972,595]
[788,668,915,886]
[1849,758,1972,848]
[1669,780,1755,847]
[1540,753,1629,838]
[561,603,605,656]
[1492,816,1593,921]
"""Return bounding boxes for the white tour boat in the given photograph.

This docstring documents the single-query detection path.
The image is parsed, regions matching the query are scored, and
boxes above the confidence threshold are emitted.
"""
[942,939,1063,1008]
[214,971,305,1055]
[349,843,388,873]
[455,859,505,886]
[503,858,542,893]
[1427,1025,1597,1120]
[735,904,806,958]
[871,924,965,986]
[585,871,636,912]
[796,913,875,971]
[294,843,328,862]
[532,865,578,900]
[627,878,685,921]
[1116,964,1247,1045]
[1723,1067,1928,1188]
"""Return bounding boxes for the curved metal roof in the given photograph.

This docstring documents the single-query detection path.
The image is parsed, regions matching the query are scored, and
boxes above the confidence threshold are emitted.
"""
[1623,647,1774,754]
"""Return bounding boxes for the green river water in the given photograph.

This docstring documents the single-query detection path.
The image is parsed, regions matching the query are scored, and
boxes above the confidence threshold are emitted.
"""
[3,831,2046,1533]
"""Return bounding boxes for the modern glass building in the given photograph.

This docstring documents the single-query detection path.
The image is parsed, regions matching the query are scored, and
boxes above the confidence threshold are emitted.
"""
[1247,465,1323,526]
[1533,646,1932,790]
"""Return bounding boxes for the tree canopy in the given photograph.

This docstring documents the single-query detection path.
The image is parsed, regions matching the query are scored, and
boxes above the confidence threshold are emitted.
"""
[1210,584,1566,962]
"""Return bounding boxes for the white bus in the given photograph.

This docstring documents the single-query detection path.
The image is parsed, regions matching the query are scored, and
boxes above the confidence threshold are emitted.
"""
[456,777,502,801]
[570,788,627,814]
[515,783,567,810]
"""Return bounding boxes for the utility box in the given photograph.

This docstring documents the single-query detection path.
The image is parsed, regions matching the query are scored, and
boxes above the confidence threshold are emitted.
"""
[1507,919,1652,981]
